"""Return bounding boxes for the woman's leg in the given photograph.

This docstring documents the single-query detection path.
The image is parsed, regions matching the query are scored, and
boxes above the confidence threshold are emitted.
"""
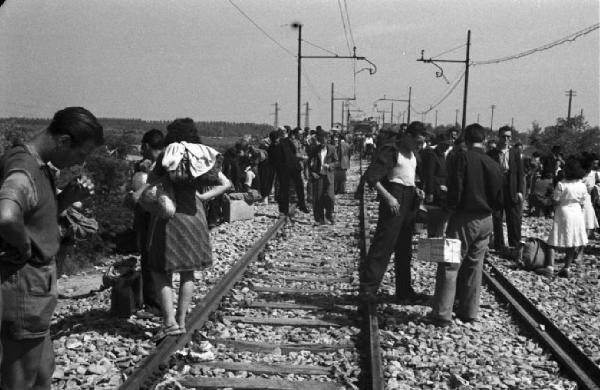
[152,271,177,327]
[176,271,195,329]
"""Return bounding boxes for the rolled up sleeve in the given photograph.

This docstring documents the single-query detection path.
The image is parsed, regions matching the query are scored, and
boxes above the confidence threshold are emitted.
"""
[0,171,38,213]
[364,146,396,187]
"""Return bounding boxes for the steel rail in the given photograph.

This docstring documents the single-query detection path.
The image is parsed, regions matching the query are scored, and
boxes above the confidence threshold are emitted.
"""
[358,162,384,390]
[483,263,600,390]
[120,215,288,390]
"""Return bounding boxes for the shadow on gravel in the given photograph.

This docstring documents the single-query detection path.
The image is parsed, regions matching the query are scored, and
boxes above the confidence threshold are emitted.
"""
[51,309,152,340]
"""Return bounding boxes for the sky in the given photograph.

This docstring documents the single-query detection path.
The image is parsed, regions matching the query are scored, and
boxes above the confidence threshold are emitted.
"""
[0,0,598,131]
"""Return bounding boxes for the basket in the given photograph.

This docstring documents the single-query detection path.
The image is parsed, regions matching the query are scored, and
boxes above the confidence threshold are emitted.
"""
[417,237,462,263]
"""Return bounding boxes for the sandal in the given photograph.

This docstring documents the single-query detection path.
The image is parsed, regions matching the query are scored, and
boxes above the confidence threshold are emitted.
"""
[154,324,182,343]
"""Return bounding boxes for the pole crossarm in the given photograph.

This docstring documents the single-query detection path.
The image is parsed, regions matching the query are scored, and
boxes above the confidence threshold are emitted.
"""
[302,47,377,74]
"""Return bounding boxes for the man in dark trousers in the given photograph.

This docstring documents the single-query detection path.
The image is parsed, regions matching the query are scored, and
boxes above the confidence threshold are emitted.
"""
[359,122,427,302]
[0,107,103,389]
[429,123,503,326]
[487,125,524,251]
[307,128,338,224]
[133,129,164,317]
[270,127,309,216]
[334,133,351,194]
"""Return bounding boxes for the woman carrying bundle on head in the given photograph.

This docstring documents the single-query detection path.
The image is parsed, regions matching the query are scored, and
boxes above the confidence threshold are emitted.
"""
[134,118,231,341]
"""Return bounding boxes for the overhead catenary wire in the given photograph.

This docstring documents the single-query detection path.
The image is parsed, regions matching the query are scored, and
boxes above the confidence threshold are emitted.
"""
[412,69,466,115]
[228,0,296,57]
[337,0,353,55]
[472,23,599,65]
[432,43,466,59]
[342,0,356,48]
[302,39,342,57]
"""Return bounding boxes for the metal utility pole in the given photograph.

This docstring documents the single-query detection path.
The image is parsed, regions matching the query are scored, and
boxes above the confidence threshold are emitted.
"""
[292,22,376,131]
[341,101,345,129]
[303,102,311,129]
[271,102,280,128]
[435,110,438,128]
[374,90,411,124]
[407,87,412,123]
[417,29,471,130]
[455,109,459,126]
[330,83,334,128]
[565,89,576,125]
[511,117,514,130]
[490,104,496,131]
[295,23,302,129]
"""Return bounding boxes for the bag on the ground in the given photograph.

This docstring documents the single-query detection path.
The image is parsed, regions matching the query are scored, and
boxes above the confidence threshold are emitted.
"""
[103,257,142,317]
[520,237,547,270]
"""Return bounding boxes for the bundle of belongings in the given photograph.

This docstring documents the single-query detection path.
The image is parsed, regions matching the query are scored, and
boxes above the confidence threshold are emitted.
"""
[102,257,142,318]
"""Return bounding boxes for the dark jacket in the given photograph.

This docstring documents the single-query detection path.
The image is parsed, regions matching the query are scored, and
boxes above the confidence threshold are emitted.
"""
[421,147,447,205]
[447,147,503,214]
[271,138,302,172]
[307,144,338,182]
[487,147,524,203]
[364,143,421,189]
[337,140,352,170]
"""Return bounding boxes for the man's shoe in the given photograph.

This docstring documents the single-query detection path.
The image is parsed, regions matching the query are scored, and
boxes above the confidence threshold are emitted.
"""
[425,314,452,327]
[558,267,571,278]
[534,266,554,278]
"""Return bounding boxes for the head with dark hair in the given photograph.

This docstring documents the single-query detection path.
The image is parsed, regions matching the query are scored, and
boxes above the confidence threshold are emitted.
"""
[268,130,279,144]
[43,107,103,168]
[399,121,427,151]
[142,129,164,150]
[141,129,165,161]
[563,157,586,180]
[47,106,104,147]
[464,123,485,144]
[580,152,599,173]
[497,125,512,149]
[164,118,201,145]
[447,127,460,141]
[551,145,561,155]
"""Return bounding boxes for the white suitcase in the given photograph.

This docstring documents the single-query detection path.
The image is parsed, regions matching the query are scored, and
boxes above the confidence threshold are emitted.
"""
[417,237,462,263]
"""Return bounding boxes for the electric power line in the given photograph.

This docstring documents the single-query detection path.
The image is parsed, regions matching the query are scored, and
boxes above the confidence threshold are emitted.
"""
[432,43,466,59]
[337,0,353,55]
[472,23,599,65]
[343,0,356,48]
[228,0,296,58]
[412,70,466,115]
[302,39,341,56]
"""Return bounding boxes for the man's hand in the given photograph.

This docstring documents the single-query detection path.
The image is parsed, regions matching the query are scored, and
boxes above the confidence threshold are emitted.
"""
[386,196,400,216]
[516,192,523,203]
[439,185,448,192]
[415,188,425,200]
[426,194,434,204]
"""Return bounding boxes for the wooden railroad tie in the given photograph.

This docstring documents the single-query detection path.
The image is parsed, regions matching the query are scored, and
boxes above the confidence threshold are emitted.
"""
[193,361,332,375]
[222,315,342,327]
[205,338,354,354]
[178,377,342,390]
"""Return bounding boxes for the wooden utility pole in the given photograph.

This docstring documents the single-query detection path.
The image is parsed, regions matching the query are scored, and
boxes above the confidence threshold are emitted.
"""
[490,104,496,131]
[330,83,334,129]
[565,89,576,125]
[455,109,459,126]
[435,110,438,128]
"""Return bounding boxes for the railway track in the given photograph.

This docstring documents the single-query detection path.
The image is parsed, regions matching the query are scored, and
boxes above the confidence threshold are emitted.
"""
[120,162,385,390]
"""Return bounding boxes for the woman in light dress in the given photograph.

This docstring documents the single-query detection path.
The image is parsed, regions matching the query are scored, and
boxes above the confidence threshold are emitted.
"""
[545,158,588,278]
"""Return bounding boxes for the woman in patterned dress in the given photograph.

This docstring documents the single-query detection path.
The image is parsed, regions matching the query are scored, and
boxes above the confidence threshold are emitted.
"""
[146,118,231,339]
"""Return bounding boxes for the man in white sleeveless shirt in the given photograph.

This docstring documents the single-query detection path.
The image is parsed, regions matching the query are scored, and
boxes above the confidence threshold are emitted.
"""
[360,122,427,302]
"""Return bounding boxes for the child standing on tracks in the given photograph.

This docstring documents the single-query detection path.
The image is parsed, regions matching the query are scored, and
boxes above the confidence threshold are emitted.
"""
[545,157,588,278]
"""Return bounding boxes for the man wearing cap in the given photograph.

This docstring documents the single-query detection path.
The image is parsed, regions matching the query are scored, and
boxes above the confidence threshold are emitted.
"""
[360,122,427,302]
[307,127,338,224]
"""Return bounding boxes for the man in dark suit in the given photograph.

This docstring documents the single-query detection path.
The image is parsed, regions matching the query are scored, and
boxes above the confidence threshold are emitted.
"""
[270,127,309,216]
[421,133,452,237]
[487,125,524,250]
[307,127,338,224]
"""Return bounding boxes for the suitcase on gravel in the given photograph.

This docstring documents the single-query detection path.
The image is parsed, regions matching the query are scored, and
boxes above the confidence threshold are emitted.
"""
[110,272,142,318]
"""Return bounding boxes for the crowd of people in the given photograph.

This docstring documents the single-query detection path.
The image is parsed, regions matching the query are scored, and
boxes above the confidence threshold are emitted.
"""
[0,106,597,387]
[358,121,599,328]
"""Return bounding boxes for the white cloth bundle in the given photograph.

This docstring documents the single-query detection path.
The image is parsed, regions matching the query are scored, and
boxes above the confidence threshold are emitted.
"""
[162,142,220,178]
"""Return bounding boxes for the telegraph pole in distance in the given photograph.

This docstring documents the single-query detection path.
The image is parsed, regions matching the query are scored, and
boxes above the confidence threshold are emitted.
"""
[407,87,412,124]
[417,30,471,130]
[455,109,459,127]
[511,117,514,130]
[565,89,576,126]
[271,102,280,128]
[304,102,311,129]
[477,113,480,123]
[490,104,496,131]
[435,110,438,128]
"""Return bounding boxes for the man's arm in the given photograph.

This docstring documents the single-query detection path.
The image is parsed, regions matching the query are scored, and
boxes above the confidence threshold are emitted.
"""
[445,151,465,211]
[374,181,401,216]
[0,171,37,258]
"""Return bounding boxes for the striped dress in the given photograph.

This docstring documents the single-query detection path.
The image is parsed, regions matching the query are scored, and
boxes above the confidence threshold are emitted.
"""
[147,156,215,273]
